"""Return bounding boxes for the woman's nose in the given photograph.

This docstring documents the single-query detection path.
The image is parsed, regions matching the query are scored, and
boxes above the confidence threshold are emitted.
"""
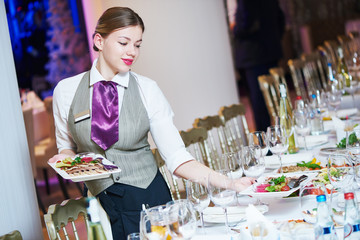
[126,45,136,56]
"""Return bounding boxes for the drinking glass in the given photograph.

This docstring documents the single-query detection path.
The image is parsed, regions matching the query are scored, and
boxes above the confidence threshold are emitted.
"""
[266,125,289,173]
[241,146,266,205]
[140,205,168,240]
[327,154,355,193]
[220,152,243,179]
[208,169,236,230]
[326,87,342,116]
[294,110,311,150]
[248,131,269,157]
[166,200,197,240]
[186,178,210,229]
[127,232,140,240]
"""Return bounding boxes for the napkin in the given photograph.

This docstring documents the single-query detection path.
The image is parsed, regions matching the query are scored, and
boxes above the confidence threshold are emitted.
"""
[336,108,358,118]
[264,151,313,168]
[296,134,329,148]
[240,204,279,240]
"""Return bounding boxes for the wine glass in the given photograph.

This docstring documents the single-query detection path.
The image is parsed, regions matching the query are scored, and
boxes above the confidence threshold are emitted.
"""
[166,200,197,240]
[248,131,269,157]
[241,145,266,205]
[326,86,342,116]
[294,110,311,150]
[208,170,236,230]
[220,152,243,179]
[140,205,169,240]
[186,178,210,230]
[346,128,360,187]
[266,125,289,173]
[327,154,355,193]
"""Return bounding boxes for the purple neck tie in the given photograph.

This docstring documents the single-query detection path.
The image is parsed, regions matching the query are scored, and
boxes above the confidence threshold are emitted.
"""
[91,81,119,150]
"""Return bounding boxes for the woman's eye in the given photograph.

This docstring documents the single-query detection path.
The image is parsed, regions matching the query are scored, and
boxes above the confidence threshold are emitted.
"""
[135,45,141,48]
[119,42,127,46]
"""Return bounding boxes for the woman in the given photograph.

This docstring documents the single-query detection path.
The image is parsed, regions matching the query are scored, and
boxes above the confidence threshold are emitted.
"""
[49,7,254,239]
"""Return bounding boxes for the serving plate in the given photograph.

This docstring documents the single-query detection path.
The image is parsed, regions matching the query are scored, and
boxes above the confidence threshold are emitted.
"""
[48,153,121,182]
[238,172,318,198]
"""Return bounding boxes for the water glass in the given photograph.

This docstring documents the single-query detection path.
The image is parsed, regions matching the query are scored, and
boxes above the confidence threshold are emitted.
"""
[220,152,243,179]
[328,154,355,192]
[140,205,168,240]
[266,125,289,173]
[186,178,210,229]
[248,131,268,157]
[294,110,311,150]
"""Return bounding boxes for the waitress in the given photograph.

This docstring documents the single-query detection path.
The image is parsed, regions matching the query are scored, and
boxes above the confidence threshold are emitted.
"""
[49,7,255,240]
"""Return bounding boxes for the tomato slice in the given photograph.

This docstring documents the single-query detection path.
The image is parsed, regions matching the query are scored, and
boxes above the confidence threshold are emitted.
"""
[281,185,290,191]
[82,157,93,163]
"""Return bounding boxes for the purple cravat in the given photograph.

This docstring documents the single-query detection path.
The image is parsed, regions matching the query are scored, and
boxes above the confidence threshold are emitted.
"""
[91,81,119,150]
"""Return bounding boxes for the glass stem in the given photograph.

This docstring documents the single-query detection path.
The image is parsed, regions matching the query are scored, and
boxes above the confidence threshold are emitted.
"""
[278,154,283,174]
[303,135,308,151]
[199,211,206,234]
[223,207,230,233]
[352,93,356,108]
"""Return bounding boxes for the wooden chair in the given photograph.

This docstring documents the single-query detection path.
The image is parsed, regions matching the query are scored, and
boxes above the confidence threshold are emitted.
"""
[301,52,327,90]
[0,230,22,240]
[324,40,340,66]
[288,58,315,100]
[258,75,280,125]
[152,148,181,200]
[269,67,293,108]
[193,115,227,169]
[218,104,249,152]
[44,198,88,240]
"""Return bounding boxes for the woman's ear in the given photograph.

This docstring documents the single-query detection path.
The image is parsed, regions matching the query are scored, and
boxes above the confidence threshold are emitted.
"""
[93,33,104,51]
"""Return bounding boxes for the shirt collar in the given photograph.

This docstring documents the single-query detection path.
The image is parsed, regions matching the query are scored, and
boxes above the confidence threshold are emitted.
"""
[89,58,129,88]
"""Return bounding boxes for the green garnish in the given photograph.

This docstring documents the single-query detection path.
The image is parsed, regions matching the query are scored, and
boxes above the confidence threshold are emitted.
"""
[269,175,286,185]
[337,131,359,148]
[297,160,321,169]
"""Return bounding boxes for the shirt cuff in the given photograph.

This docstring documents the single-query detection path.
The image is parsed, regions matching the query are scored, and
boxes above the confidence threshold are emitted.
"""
[164,149,194,174]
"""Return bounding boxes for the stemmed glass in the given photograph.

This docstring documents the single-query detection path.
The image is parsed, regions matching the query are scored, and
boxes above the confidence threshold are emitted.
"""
[248,131,269,157]
[327,154,355,193]
[208,170,236,230]
[327,86,342,116]
[220,152,243,179]
[186,178,210,230]
[346,128,360,187]
[241,145,266,205]
[294,110,311,150]
[166,200,197,240]
[266,125,289,173]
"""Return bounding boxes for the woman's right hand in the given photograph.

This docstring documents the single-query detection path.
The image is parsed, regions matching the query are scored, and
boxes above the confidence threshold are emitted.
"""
[48,150,76,163]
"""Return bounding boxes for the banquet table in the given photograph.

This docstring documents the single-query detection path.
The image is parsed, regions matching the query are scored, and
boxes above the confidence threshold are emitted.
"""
[190,117,357,240]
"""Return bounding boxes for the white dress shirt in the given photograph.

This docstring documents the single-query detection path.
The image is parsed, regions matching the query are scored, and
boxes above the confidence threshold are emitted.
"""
[53,59,193,173]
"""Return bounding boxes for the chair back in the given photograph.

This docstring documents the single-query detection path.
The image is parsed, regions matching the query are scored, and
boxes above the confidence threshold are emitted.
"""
[193,115,226,169]
[324,40,340,66]
[218,104,249,152]
[258,75,280,125]
[0,230,22,240]
[301,52,327,90]
[348,31,359,40]
[44,198,89,240]
[22,108,37,177]
[288,58,313,100]
[152,148,181,200]
[269,67,293,108]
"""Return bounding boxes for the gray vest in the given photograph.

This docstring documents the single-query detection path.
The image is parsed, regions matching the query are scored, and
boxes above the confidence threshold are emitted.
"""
[68,71,158,196]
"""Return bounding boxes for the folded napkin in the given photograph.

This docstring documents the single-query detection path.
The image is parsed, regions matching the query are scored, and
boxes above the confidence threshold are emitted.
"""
[240,204,279,240]
[336,108,358,118]
[296,134,329,148]
[264,151,313,168]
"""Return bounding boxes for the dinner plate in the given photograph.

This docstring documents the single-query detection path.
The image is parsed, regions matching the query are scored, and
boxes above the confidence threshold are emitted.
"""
[238,172,318,198]
[48,153,121,182]
[264,152,313,168]
[202,205,268,224]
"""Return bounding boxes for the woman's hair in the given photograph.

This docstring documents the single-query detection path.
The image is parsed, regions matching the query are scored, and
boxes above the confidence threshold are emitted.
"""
[93,7,145,51]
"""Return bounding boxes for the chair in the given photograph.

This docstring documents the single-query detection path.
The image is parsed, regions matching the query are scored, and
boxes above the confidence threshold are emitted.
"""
[258,75,280,125]
[218,104,249,152]
[193,115,227,168]
[0,230,22,240]
[301,52,327,90]
[268,67,293,108]
[288,58,315,100]
[44,198,88,240]
[324,40,340,66]
[152,148,182,200]
[348,31,359,40]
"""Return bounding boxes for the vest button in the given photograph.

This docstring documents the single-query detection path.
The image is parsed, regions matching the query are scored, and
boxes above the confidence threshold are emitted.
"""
[116,176,120,181]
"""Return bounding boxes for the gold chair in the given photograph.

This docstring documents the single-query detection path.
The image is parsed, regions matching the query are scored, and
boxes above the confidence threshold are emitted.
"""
[258,75,280,125]
[348,31,359,40]
[44,198,88,240]
[0,230,22,240]
[268,67,293,108]
[288,58,315,100]
[193,115,227,169]
[301,52,327,90]
[324,40,340,66]
[218,104,249,152]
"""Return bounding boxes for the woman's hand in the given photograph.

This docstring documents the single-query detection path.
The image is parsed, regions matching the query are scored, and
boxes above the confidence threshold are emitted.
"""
[48,149,76,163]
[231,177,256,192]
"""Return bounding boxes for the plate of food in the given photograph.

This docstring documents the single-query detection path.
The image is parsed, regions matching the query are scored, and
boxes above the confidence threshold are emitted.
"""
[48,152,121,182]
[202,205,268,224]
[276,158,323,173]
[238,172,318,198]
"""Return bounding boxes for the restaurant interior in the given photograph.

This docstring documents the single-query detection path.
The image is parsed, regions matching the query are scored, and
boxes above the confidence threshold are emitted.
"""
[3,0,360,239]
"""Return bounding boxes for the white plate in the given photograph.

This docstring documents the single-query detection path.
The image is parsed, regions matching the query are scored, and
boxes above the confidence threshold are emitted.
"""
[265,152,313,168]
[238,172,318,198]
[48,154,121,182]
[319,147,346,156]
[202,205,268,224]
[296,135,329,149]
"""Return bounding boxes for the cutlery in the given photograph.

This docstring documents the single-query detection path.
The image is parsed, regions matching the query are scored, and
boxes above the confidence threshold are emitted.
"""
[288,175,308,189]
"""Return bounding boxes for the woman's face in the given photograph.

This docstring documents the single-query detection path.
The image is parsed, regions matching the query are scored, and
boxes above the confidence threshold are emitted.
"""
[95,25,143,77]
